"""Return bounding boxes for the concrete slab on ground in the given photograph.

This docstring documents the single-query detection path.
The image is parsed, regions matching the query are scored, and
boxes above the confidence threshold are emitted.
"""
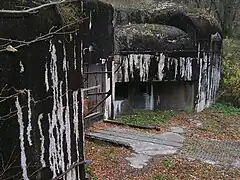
[87,126,240,169]
[87,127,185,168]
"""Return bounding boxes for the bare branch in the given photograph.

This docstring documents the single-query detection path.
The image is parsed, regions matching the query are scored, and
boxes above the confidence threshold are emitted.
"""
[0,84,8,96]
[210,0,223,26]
[0,16,87,52]
[0,88,75,122]
[0,91,27,103]
[2,171,22,180]
[1,162,36,180]
[27,166,47,179]
[0,38,28,45]
[0,147,18,179]
[0,0,77,14]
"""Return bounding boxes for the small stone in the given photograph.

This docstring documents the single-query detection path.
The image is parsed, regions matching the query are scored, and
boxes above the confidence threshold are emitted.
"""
[125,153,151,169]
[192,120,202,127]
[170,126,184,134]
[196,122,202,127]
[232,160,240,168]
[161,132,185,143]
[187,118,193,122]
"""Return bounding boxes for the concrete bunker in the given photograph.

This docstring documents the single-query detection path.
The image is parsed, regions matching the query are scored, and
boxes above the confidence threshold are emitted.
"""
[101,0,223,116]
[0,0,114,179]
[0,0,223,179]
[115,81,195,112]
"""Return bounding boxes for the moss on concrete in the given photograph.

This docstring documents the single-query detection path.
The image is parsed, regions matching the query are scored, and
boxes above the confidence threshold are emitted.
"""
[59,3,81,26]
[101,0,222,39]
[115,24,194,52]
[0,0,27,10]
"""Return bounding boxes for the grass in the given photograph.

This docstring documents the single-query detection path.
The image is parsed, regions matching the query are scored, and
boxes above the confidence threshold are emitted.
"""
[153,174,173,180]
[211,103,240,115]
[103,149,118,162]
[114,103,239,128]
[162,157,173,169]
[103,149,115,156]
[185,103,240,140]
[86,164,95,178]
[116,110,175,126]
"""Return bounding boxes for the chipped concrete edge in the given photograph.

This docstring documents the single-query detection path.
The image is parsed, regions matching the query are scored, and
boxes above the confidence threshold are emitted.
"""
[85,134,133,150]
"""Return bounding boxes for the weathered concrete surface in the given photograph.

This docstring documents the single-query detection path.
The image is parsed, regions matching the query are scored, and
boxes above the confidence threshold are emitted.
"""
[115,24,194,52]
[87,127,185,168]
[100,0,221,39]
[154,82,195,111]
[180,138,240,168]
[125,153,151,169]
[87,126,240,169]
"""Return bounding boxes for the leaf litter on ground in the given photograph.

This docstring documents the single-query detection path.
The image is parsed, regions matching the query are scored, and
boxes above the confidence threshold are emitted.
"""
[85,104,240,179]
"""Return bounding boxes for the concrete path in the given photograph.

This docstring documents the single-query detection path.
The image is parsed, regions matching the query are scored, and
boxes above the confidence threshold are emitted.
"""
[87,126,240,169]
[87,127,185,168]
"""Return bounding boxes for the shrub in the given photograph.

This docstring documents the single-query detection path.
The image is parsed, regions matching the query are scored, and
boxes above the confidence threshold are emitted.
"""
[219,38,240,106]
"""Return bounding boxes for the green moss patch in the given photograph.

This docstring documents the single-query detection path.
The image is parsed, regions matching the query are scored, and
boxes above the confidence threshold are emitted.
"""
[116,110,175,126]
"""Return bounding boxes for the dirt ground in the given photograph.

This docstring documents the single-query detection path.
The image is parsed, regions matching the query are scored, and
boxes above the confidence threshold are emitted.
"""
[85,105,240,180]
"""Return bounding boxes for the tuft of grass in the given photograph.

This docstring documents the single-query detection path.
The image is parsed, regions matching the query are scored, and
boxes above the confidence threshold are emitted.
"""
[153,174,174,180]
[162,157,173,169]
[116,110,175,126]
[103,149,114,156]
[212,103,240,116]
[102,148,118,162]
[86,165,94,177]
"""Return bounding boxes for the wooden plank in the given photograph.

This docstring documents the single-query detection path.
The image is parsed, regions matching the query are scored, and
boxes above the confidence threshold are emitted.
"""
[86,91,110,96]
[103,62,109,120]
[84,111,101,119]
[79,87,85,180]
[82,85,100,92]
[110,59,115,119]
[83,71,112,74]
